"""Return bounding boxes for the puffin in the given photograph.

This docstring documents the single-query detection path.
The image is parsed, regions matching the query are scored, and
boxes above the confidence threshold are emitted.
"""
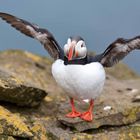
[0,12,140,121]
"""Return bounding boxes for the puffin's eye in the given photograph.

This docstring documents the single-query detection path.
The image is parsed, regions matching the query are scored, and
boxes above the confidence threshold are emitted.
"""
[81,44,84,47]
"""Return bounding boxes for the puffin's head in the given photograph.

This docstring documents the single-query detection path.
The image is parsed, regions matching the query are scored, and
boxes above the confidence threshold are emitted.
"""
[64,36,87,61]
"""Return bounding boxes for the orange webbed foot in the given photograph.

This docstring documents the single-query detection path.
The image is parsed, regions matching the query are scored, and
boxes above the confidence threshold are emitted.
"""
[80,111,93,121]
[66,111,81,118]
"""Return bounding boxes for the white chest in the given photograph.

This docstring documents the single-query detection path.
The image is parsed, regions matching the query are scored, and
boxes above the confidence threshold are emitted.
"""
[52,59,106,100]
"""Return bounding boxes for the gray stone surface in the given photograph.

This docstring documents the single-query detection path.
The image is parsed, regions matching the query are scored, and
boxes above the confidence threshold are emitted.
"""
[0,50,139,140]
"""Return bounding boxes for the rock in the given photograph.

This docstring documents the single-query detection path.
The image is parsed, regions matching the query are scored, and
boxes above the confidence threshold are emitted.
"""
[132,94,140,102]
[43,119,95,140]
[0,105,33,138]
[0,67,47,107]
[43,118,140,140]
[58,106,140,132]
[81,122,140,140]
[0,135,15,140]
[0,50,48,107]
[30,120,49,140]
[119,124,140,140]
[0,50,139,139]
[0,50,53,92]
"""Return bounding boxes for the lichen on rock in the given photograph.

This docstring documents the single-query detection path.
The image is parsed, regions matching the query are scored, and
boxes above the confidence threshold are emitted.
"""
[0,68,47,107]
[0,50,139,139]
[0,106,33,138]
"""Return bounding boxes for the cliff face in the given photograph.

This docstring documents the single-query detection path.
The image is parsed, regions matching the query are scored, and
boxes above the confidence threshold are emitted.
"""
[0,50,139,140]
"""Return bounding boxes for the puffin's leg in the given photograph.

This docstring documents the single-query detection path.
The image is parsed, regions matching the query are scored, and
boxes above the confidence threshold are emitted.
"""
[66,98,81,118]
[80,99,94,121]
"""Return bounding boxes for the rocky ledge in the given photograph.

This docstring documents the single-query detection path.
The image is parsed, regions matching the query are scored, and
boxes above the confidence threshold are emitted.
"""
[0,67,47,107]
[0,49,139,140]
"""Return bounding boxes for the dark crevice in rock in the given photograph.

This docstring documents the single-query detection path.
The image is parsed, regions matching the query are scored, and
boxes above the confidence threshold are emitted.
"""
[13,136,30,140]
[126,88,133,91]
[34,62,46,70]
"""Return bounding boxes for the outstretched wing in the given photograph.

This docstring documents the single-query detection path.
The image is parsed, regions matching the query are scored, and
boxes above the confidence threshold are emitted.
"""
[88,36,140,67]
[0,12,64,60]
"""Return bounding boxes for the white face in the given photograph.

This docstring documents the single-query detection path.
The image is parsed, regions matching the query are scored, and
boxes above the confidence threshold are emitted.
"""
[64,38,87,60]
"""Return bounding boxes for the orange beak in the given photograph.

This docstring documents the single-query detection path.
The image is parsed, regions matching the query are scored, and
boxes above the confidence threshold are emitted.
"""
[68,46,74,61]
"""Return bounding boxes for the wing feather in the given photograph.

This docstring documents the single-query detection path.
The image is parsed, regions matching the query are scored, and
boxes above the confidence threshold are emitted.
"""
[100,36,140,67]
[0,12,64,60]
